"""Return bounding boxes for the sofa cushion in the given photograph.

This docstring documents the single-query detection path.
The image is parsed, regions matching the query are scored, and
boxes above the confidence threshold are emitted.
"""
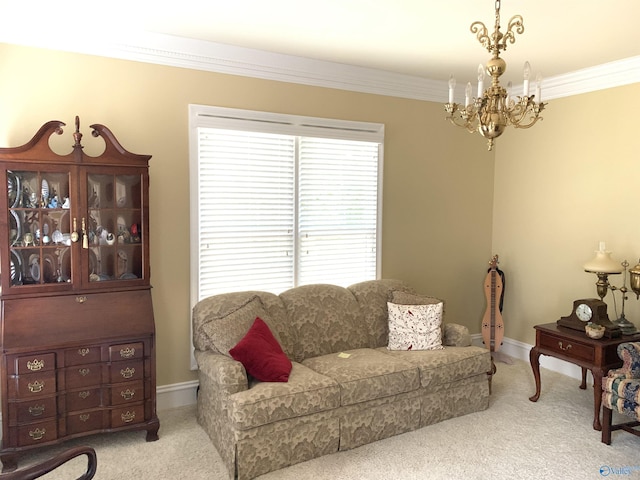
[199,295,283,358]
[228,362,340,430]
[390,290,443,307]
[348,279,415,348]
[193,291,299,361]
[230,317,293,382]
[378,346,491,388]
[280,284,368,359]
[302,348,420,406]
[443,323,472,347]
[387,302,444,351]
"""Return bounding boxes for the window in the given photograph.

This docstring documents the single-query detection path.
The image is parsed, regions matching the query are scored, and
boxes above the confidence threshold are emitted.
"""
[189,105,384,305]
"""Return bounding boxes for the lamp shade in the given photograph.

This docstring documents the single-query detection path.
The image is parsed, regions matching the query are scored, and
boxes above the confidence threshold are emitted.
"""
[583,251,623,274]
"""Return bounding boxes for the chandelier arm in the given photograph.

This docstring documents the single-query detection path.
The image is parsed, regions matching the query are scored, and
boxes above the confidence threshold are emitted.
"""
[504,100,545,128]
[501,15,524,49]
[511,116,543,129]
[504,101,529,125]
[470,21,492,52]
[510,110,545,129]
[444,104,478,133]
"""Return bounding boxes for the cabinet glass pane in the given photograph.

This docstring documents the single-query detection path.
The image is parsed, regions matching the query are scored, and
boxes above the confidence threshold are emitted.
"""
[7,170,72,286]
[86,173,143,282]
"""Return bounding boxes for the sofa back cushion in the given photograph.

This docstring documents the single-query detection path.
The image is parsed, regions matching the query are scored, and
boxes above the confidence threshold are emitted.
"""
[280,284,368,359]
[348,279,415,348]
[192,291,299,361]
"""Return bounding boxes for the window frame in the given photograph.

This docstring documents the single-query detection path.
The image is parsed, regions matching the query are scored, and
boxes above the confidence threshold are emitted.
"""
[188,104,384,367]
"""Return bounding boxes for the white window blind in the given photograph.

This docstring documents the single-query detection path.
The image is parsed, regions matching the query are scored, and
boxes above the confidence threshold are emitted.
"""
[189,105,384,303]
[197,129,296,298]
[298,137,379,286]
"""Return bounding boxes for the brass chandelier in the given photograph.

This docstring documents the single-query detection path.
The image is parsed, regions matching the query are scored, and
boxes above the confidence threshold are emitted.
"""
[444,0,546,151]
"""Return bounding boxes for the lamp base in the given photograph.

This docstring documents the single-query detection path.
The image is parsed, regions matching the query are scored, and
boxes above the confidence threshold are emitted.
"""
[613,314,638,335]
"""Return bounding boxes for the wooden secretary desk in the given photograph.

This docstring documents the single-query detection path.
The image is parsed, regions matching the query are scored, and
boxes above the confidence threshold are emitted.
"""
[0,118,159,471]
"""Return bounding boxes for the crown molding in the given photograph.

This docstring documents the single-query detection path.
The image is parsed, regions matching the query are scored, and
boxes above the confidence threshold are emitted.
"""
[1,30,638,102]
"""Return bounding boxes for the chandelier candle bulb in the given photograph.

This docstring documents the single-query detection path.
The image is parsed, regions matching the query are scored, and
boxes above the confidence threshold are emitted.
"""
[448,75,456,103]
[465,82,472,107]
[477,64,485,98]
[535,73,542,102]
[523,61,531,96]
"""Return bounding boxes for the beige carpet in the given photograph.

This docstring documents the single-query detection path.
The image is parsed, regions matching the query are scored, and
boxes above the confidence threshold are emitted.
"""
[13,357,640,479]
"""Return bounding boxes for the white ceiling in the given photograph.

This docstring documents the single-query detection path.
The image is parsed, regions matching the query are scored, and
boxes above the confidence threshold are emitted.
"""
[2,0,640,86]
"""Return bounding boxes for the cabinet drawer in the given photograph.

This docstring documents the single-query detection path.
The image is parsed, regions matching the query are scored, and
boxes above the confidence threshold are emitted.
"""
[65,363,102,389]
[110,359,143,383]
[109,342,143,361]
[540,333,595,362]
[111,405,144,428]
[16,419,58,447]
[65,346,101,366]
[110,381,144,406]
[66,387,102,411]
[66,410,105,435]
[9,371,57,398]
[9,397,57,425]
[10,353,56,375]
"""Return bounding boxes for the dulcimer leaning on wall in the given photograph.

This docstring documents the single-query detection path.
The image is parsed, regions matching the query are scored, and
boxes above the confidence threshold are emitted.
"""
[482,255,505,381]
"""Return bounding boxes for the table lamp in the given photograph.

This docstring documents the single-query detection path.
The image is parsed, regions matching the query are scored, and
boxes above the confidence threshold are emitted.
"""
[584,242,638,335]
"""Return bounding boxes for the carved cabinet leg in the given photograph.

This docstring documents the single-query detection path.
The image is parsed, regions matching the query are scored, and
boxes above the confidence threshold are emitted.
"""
[1,453,19,473]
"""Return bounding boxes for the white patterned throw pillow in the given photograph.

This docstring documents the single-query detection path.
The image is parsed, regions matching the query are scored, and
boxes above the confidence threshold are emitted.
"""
[387,302,444,351]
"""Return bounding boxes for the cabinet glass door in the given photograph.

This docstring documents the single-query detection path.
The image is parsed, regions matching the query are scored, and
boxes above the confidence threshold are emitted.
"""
[85,173,144,283]
[7,169,73,287]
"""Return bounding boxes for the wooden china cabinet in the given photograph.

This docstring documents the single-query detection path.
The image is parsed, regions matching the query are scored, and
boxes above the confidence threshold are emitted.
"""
[0,118,159,471]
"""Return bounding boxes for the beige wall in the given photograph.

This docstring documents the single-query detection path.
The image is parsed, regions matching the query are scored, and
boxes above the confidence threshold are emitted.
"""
[0,43,493,387]
[493,83,640,345]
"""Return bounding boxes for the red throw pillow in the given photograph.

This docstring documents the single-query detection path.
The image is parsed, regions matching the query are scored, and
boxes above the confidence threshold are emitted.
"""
[229,317,292,382]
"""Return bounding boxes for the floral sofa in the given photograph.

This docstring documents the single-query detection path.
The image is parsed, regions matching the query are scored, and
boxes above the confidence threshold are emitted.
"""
[192,279,492,479]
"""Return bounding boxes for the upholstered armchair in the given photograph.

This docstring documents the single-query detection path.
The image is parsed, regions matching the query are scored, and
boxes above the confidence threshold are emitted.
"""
[601,342,640,444]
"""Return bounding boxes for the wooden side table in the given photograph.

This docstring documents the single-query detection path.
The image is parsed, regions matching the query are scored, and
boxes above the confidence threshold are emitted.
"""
[529,322,640,431]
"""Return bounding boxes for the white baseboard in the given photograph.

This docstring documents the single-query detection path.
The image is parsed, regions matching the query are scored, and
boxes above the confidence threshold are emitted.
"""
[157,380,199,411]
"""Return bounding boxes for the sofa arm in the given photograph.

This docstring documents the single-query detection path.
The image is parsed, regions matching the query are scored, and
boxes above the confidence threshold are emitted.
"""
[606,342,640,380]
[443,323,472,347]
[195,349,249,395]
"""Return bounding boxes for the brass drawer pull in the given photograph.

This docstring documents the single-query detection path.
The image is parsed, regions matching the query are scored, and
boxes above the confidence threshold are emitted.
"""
[79,391,91,399]
[27,359,45,371]
[558,341,572,351]
[121,411,136,423]
[28,405,45,417]
[75,296,87,304]
[120,367,135,379]
[78,348,91,357]
[29,428,46,441]
[120,347,136,359]
[79,414,90,422]
[28,380,44,393]
[121,389,136,401]
[79,368,90,376]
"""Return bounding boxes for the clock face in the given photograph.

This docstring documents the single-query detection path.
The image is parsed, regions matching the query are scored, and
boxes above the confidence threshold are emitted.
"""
[576,303,592,322]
